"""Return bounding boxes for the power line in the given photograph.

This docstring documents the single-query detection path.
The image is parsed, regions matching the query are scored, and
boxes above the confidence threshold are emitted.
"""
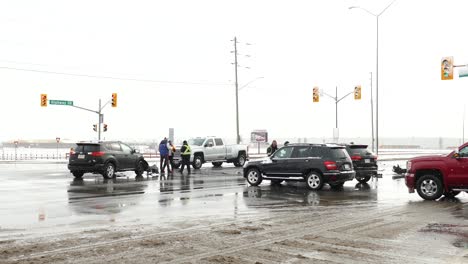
[0,66,229,86]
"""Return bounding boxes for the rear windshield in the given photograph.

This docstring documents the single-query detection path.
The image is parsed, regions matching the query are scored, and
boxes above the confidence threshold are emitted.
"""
[75,144,100,153]
[328,148,349,159]
[347,146,372,156]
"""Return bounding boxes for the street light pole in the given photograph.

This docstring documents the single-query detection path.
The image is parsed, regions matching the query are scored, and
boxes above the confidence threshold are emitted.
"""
[349,0,395,155]
[370,72,375,153]
[234,37,240,144]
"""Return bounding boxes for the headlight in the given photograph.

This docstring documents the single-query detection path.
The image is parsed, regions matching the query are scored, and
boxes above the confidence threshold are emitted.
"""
[406,161,412,171]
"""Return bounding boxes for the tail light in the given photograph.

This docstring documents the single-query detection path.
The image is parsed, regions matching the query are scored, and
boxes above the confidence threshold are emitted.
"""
[351,155,362,161]
[91,151,105,157]
[373,156,378,160]
[324,161,338,170]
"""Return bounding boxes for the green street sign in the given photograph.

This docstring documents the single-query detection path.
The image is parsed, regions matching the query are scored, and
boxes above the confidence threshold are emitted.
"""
[49,100,73,106]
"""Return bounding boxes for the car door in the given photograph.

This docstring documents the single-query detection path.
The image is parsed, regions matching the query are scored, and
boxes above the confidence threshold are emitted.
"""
[214,138,226,160]
[448,146,468,186]
[263,146,294,176]
[203,138,217,161]
[120,143,137,169]
[285,146,312,175]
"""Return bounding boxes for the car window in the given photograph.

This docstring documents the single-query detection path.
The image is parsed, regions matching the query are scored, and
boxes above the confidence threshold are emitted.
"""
[215,138,223,146]
[459,146,468,157]
[120,143,133,154]
[104,142,121,151]
[309,147,325,157]
[188,138,206,146]
[75,144,100,153]
[205,139,214,147]
[347,146,371,156]
[273,147,293,159]
[328,148,349,159]
[292,146,311,158]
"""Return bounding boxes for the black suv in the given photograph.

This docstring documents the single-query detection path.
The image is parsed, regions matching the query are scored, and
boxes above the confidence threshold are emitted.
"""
[68,141,149,179]
[243,144,355,190]
[342,144,377,183]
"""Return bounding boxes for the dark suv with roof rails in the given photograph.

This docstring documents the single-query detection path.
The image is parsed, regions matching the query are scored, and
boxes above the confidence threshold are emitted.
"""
[243,143,355,190]
[341,144,378,183]
[68,141,149,179]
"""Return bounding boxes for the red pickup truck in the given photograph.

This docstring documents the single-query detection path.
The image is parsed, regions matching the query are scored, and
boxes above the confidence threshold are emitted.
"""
[405,143,468,200]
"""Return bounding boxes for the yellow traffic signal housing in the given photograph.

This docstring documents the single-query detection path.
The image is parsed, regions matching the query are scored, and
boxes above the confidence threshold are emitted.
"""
[111,93,117,107]
[313,87,319,103]
[41,94,47,107]
[354,85,361,100]
[103,124,108,132]
[441,56,454,80]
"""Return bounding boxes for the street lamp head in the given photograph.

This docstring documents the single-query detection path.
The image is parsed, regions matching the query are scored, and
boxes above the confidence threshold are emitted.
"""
[348,6,359,9]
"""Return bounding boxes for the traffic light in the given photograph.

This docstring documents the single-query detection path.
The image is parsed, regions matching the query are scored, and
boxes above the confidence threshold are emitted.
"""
[93,124,97,131]
[441,56,454,80]
[41,94,47,107]
[313,87,319,103]
[103,124,108,132]
[354,85,361,100]
[111,93,117,107]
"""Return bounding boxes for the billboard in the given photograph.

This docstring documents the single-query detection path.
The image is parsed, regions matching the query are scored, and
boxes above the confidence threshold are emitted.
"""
[251,130,268,143]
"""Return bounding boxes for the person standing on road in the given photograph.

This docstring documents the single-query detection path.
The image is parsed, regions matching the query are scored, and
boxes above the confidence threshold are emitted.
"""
[267,140,278,157]
[179,140,191,174]
[167,140,176,173]
[159,137,170,174]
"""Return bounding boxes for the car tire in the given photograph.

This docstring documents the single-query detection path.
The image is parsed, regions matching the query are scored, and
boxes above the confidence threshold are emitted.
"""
[357,176,371,184]
[416,175,443,200]
[305,172,324,191]
[444,190,461,198]
[135,160,144,177]
[246,168,262,186]
[234,153,246,167]
[212,162,223,167]
[192,155,203,170]
[103,162,116,179]
[72,171,84,178]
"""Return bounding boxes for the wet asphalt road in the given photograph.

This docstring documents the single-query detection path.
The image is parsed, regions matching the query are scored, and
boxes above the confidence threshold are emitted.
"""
[0,160,467,263]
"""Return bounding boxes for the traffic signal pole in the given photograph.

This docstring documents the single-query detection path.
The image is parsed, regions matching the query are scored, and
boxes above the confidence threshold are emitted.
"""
[322,87,354,142]
[70,98,111,140]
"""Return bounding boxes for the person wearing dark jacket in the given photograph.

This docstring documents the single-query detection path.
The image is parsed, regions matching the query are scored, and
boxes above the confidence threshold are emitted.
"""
[267,140,278,156]
[179,140,191,174]
[159,137,170,174]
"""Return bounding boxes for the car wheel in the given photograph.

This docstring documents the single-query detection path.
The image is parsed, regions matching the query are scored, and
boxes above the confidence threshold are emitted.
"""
[271,179,283,185]
[72,171,84,178]
[103,163,116,179]
[246,168,262,186]
[444,190,461,198]
[357,176,371,184]
[305,172,323,191]
[234,154,246,167]
[192,155,203,170]
[212,162,223,167]
[416,175,443,200]
[135,160,144,177]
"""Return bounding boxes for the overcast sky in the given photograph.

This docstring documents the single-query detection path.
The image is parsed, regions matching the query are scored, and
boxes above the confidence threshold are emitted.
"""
[1,0,468,143]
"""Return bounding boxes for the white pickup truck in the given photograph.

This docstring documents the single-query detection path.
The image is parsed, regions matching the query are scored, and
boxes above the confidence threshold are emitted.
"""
[173,137,248,169]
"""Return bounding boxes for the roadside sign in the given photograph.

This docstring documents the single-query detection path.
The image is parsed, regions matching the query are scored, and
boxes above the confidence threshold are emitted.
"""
[49,100,73,106]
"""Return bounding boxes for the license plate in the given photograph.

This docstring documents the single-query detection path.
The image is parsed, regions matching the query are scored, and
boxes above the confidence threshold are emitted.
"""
[365,159,370,163]
[344,164,350,169]
[78,154,85,159]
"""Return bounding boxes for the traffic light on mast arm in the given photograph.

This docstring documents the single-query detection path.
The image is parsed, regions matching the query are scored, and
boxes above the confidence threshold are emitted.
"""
[111,93,117,107]
[441,56,454,80]
[354,85,361,100]
[313,87,319,103]
[103,124,108,132]
[93,124,97,131]
[41,94,47,107]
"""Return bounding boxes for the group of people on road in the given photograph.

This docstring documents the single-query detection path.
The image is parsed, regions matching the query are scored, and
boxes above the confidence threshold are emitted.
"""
[267,140,289,156]
[158,138,192,174]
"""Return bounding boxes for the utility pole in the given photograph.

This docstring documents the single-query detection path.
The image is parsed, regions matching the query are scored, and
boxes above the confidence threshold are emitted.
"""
[322,86,355,143]
[234,36,240,144]
[370,72,375,152]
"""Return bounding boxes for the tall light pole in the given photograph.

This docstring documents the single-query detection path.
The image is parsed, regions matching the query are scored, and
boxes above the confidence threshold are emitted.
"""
[233,37,240,144]
[349,0,395,155]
